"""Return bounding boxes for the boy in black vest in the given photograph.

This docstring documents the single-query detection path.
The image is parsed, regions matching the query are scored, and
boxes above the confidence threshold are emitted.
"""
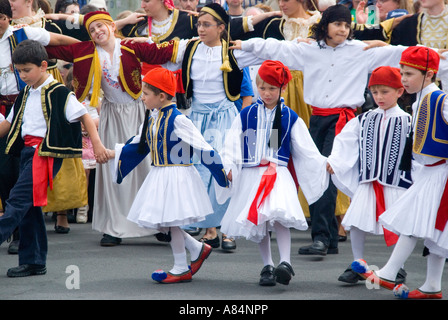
[0,40,107,277]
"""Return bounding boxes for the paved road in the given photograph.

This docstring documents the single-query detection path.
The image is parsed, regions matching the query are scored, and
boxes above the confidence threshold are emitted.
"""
[0,215,446,311]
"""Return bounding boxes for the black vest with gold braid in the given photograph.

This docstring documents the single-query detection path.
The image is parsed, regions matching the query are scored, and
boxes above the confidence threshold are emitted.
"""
[181,39,242,102]
[6,80,82,158]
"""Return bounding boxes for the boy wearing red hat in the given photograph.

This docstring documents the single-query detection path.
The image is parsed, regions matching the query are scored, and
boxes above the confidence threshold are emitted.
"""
[327,66,412,285]
[218,60,329,286]
[106,67,229,284]
[352,46,448,299]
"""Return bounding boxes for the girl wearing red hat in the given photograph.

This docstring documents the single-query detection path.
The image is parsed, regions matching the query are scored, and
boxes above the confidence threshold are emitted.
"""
[352,46,448,299]
[106,67,229,283]
[45,11,181,246]
[231,4,409,258]
[217,60,329,286]
[327,66,412,285]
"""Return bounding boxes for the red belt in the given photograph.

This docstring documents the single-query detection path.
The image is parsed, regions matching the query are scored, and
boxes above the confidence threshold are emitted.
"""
[247,162,277,225]
[425,160,448,231]
[372,181,399,246]
[24,135,54,207]
[311,106,356,135]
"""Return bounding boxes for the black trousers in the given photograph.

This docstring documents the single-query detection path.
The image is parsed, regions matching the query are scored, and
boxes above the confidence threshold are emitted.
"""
[308,114,339,249]
[0,147,61,266]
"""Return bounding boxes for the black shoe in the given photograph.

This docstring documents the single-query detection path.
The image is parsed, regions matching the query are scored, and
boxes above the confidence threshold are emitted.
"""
[338,235,347,242]
[155,232,171,242]
[184,227,201,237]
[259,265,276,286]
[338,266,363,284]
[100,234,122,246]
[7,240,19,254]
[221,235,236,251]
[274,261,295,285]
[200,236,220,248]
[298,241,329,256]
[395,268,407,284]
[54,225,70,234]
[7,264,47,277]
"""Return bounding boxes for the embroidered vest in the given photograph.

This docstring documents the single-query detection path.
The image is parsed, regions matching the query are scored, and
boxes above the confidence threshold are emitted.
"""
[413,90,448,159]
[358,110,412,188]
[240,100,298,167]
[181,39,242,102]
[117,104,228,187]
[6,80,82,158]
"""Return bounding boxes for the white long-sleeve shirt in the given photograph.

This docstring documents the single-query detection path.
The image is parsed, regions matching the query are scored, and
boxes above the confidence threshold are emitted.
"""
[238,38,407,109]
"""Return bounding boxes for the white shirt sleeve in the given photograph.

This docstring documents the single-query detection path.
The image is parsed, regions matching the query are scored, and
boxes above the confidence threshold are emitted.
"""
[23,26,51,46]
[0,113,4,123]
[290,117,330,204]
[65,94,88,122]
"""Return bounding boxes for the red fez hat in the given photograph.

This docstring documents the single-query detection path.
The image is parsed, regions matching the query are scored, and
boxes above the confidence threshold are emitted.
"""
[258,60,292,88]
[368,66,403,89]
[400,46,439,74]
[142,67,177,97]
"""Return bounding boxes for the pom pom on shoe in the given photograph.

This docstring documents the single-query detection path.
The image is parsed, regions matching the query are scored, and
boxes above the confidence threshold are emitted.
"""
[351,259,369,274]
[393,283,410,299]
[151,269,168,282]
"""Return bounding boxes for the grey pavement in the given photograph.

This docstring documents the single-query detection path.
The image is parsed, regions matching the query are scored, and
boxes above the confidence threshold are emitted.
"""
[0,214,446,305]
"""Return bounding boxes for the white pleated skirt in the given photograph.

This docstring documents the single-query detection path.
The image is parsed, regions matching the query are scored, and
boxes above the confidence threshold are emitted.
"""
[127,165,213,230]
[220,166,308,243]
[342,182,406,235]
[379,162,448,257]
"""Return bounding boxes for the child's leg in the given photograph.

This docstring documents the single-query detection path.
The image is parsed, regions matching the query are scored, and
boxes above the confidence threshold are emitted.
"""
[349,226,366,261]
[419,252,445,292]
[377,235,417,280]
[258,232,274,267]
[274,221,291,264]
[168,227,189,274]
[181,228,203,261]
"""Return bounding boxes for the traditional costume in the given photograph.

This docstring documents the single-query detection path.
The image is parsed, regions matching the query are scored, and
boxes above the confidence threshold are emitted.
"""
[46,11,179,241]
[167,4,244,245]
[238,5,408,254]
[328,66,412,284]
[217,60,329,286]
[2,72,87,273]
[110,68,228,283]
[352,46,448,299]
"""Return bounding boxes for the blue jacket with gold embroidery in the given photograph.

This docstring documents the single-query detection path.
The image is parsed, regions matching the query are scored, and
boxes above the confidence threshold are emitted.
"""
[116,104,229,188]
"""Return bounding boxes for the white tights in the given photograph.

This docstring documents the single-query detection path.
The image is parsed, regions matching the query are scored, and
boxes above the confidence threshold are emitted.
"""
[377,235,445,292]
[258,222,291,267]
[164,226,203,274]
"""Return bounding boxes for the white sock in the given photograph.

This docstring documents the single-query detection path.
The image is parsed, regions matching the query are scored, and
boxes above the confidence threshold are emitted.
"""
[169,227,189,274]
[349,227,366,261]
[258,232,274,267]
[377,235,417,280]
[419,253,445,292]
[274,222,291,265]
[182,229,203,261]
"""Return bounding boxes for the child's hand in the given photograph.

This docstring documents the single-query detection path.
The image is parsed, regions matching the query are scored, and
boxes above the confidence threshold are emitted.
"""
[229,40,242,50]
[326,162,334,175]
[227,170,232,182]
[93,143,108,164]
[106,149,115,160]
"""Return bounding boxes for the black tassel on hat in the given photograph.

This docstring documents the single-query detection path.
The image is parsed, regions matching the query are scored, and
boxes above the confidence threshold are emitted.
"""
[399,130,413,171]
[268,93,283,150]
[138,109,150,155]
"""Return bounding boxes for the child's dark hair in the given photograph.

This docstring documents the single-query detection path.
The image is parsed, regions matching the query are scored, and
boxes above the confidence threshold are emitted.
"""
[143,82,174,101]
[0,0,12,18]
[12,40,49,66]
[310,4,354,48]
